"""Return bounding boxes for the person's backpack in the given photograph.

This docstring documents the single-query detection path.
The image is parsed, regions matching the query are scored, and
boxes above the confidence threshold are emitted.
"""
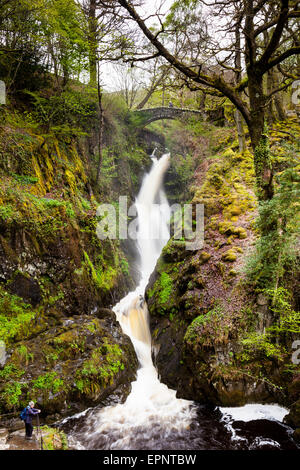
[20,407,28,421]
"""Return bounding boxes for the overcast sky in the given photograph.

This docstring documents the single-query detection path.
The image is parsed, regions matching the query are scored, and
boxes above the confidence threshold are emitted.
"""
[102,0,174,91]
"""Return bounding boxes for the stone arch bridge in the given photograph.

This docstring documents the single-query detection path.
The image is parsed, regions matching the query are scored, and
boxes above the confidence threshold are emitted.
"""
[131,106,205,127]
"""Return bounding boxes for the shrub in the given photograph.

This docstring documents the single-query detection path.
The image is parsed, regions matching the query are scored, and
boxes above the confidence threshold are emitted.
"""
[244,166,300,288]
[239,288,300,365]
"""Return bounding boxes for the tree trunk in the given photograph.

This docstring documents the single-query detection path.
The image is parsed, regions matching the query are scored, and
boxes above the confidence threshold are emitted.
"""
[88,0,97,86]
[274,92,286,121]
[266,71,276,123]
[234,110,246,153]
[48,40,60,89]
[248,72,274,201]
[136,72,166,109]
[273,70,286,120]
[199,92,206,112]
[61,56,69,89]
[266,69,286,122]
[234,25,246,153]
[96,64,104,186]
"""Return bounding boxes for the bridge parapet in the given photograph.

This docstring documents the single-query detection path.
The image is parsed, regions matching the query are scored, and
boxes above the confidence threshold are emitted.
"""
[131,106,205,127]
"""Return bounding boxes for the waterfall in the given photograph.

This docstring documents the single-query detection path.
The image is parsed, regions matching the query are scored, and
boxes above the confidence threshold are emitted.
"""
[76,153,197,450]
[60,152,296,451]
[114,152,173,372]
[113,152,172,323]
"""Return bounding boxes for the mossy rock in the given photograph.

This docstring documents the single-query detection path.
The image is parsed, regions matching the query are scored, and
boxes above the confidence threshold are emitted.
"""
[207,173,223,189]
[228,205,242,217]
[194,276,205,288]
[192,194,220,216]
[199,251,211,264]
[0,311,138,415]
[234,227,247,239]
[221,249,237,262]
[40,426,68,450]
[221,148,236,159]
[218,221,236,235]
[218,222,247,240]
[229,269,238,276]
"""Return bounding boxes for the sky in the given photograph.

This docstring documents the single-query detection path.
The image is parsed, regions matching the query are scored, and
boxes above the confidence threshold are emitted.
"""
[102,0,174,91]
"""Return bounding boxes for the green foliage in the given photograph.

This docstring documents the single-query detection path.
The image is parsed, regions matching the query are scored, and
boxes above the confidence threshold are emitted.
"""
[1,382,23,409]
[0,364,26,410]
[0,364,25,379]
[0,45,49,95]
[96,148,117,191]
[82,250,118,291]
[39,426,68,450]
[45,351,60,365]
[120,257,130,276]
[12,174,38,185]
[184,305,224,345]
[0,289,36,344]
[267,287,300,335]
[240,331,285,361]
[15,344,34,365]
[158,272,173,306]
[245,166,300,288]
[31,372,65,395]
[103,93,129,124]
[41,0,89,78]
[0,204,15,221]
[25,88,96,134]
[51,329,86,359]
[239,288,300,365]
[0,185,77,241]
[0,0,89,95]
[80,196,92,211]
[184,312,212,344]
[127,112,146,128]
[75,339,125,394]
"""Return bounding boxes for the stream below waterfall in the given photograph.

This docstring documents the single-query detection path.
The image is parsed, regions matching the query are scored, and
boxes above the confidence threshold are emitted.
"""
[58,152,298,451]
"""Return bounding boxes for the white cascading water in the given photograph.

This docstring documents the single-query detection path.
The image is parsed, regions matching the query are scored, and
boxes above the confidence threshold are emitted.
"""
[61,151,294,451]
[79,153,197,449]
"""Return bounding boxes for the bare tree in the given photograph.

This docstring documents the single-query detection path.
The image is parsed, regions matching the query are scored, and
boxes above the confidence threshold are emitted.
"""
[113,64,144,108]
[135,62,170,109]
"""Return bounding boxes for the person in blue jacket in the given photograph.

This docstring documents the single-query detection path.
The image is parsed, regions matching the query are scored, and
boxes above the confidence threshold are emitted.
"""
[24,401,41,440]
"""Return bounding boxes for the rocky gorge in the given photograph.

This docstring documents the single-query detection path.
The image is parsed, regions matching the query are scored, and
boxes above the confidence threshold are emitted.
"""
[146,117,300,442]
[0,99,299,448]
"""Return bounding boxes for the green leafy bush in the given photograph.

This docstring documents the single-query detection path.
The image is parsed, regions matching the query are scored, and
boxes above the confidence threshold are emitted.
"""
[239,288,300,365]
[25,88,96,133]
[31,372,65,395]
[245,166,300,288]
[0,290,36,344]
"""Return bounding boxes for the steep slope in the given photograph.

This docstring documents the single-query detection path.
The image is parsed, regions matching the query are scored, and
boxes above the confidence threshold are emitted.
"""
[146,117,300,434]
[0,106,145,419]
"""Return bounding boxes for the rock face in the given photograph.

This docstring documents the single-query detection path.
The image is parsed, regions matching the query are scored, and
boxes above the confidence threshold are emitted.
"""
[284,377,300,441]
[147,239,275,406]
[146,137,300,410]
[8,273,42,307]
[0,304,138,418]
[0,118,142,420]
